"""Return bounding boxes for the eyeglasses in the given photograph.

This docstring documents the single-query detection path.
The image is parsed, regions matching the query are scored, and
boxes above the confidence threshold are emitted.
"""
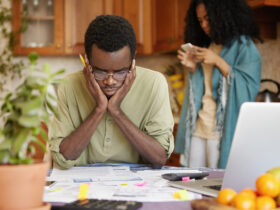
[90,63,132,81]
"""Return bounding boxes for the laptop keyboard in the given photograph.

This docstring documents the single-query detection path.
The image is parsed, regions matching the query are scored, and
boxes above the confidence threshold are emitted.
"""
[205,185,222,191]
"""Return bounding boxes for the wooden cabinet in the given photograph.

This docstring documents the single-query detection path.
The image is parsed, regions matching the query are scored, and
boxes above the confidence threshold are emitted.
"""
[247,0,280,7]
[64,0,114,55]
[247,0,280,39]
[12,0,64,55]
[12,0,190,55]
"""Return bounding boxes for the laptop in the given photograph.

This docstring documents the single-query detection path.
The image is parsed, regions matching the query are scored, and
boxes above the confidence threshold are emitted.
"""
[169,102,280,197]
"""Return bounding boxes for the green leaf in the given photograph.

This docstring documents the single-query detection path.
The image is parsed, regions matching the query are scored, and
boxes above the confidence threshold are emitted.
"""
[28,144,36,156]
[47,92,57,102]
[11,129,29,155]
[50,69,65,78]
[42,64,51,74]
[46,100,59,118]
[0,139,12,150]
[22,157,33,164]
[28,52,39,65]
[15,97,43,115]
[0,150,10,164]
[31,138,46,153]
[39,127,48,142]
[18,115,40,127]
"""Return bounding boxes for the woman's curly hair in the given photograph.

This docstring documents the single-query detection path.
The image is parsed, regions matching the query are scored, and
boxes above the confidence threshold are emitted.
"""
[184,0,262,47]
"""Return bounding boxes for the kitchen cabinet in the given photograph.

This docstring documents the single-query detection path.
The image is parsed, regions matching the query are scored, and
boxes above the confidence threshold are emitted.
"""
[65,0,190,55]
[12,0,64,55]
[247,0,280,8]
[12,0,190,55]
[247,0,280,39]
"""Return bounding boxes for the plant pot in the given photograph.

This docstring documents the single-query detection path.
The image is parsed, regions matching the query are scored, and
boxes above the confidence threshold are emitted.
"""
[0,161,50,210]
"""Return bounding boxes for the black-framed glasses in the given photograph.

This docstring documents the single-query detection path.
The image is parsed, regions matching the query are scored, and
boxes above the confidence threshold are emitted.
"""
[90,62,132,81]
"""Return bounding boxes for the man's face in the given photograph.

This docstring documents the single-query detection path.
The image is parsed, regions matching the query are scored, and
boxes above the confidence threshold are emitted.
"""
[89,45,132,97]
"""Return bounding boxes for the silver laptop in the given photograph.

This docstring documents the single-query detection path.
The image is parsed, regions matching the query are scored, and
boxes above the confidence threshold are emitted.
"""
[169,102,280,197]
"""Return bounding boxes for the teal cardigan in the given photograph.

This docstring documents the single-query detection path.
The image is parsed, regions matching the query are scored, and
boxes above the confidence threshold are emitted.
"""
[175,36,261,168]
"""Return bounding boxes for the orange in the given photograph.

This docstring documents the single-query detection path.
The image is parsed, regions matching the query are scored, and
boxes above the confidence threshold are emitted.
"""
[256,195,276,210]
[240,188,257,200]
[232,192,256,210]
[256,173,280,197]
[216,188,237,205]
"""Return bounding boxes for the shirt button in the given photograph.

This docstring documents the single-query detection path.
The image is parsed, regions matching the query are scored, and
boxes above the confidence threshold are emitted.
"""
[106,138,110,142]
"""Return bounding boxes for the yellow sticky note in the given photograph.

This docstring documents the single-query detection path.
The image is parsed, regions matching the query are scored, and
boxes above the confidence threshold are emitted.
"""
[173,190,190,200]
[78,183,89,200]
[49,187,62,192]
[121,183,128,186]
[173,191,181,199]
[179,190,189,201]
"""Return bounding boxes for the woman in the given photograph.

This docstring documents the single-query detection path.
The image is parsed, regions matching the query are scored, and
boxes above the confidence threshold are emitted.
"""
[175,0,262,168]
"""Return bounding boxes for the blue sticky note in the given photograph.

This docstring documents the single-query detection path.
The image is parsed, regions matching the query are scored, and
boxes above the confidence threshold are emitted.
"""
[73,178,93,183]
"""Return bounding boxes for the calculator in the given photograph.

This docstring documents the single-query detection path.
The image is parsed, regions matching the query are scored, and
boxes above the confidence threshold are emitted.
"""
[51,199,142,210]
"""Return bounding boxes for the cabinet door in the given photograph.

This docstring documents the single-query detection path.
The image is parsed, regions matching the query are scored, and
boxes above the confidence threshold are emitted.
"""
[113,0,143,53]
[152,0,190,53]
[64,0,114,54]
[12,0,64,55]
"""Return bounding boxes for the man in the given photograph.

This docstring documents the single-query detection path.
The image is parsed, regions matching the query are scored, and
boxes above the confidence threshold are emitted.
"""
[49,15,174,169]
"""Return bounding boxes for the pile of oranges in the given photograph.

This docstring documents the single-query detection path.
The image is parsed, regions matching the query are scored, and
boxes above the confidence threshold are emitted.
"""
[217,173,280,210]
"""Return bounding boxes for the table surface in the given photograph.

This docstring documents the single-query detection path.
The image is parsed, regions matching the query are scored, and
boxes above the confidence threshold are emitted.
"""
[50,169,224,210]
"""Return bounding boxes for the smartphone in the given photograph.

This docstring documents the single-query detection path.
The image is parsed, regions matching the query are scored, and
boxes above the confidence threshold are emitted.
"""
[161,172,209,181]
[181,43,197,54]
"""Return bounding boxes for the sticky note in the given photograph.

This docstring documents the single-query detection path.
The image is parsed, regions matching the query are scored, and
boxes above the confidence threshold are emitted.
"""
[179,190,189,201]
[182,176,190,182]
[49,187,62,192]
[134,182,148,187]
[78,183,89,200]
[121,183,128,186]
[173,190,190,201]
[73,178,93,183]
[173,191,181,199]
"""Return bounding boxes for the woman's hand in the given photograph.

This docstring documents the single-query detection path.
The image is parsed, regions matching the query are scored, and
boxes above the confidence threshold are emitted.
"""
[177,49,197,73]
[193,46,220,65]
[83,56,108,112]
[193,46,230,77]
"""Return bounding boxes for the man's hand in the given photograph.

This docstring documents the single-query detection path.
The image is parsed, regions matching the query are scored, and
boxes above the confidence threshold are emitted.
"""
[83,56,108,112]
[108,59,136,116]
[177,49,197,73]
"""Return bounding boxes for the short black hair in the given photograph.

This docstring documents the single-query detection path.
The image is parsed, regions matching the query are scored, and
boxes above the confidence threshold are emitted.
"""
[184,0,262,47]
[84,15,137,60]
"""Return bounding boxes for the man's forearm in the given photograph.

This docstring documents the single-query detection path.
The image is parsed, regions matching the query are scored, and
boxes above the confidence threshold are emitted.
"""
[59,107,106,160]
[110,109,167,168]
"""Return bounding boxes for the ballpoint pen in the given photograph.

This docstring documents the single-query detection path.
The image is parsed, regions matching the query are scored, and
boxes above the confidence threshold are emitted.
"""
[79,54,86,67]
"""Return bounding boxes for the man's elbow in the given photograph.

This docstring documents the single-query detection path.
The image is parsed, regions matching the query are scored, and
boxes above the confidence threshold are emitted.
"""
[151,156,167,169]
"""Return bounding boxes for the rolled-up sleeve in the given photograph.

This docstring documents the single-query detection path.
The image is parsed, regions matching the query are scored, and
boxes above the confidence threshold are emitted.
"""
[143,74,174,158]
[48,83,83,169]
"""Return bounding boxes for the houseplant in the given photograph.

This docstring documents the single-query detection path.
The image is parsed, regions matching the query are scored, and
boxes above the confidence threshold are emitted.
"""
[0,52,64,209]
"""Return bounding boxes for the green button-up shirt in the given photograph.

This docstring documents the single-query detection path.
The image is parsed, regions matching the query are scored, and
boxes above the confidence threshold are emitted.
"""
[49,66,174,169]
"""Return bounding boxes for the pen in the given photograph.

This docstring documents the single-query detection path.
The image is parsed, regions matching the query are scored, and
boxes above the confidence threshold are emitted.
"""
[79,54,86,67]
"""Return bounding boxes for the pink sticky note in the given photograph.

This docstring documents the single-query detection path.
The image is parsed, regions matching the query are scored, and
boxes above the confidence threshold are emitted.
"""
[134,182,148,187]
[182,176,190,182]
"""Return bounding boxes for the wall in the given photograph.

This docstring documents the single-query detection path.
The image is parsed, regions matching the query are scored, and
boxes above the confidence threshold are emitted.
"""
[256,22,280,92]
